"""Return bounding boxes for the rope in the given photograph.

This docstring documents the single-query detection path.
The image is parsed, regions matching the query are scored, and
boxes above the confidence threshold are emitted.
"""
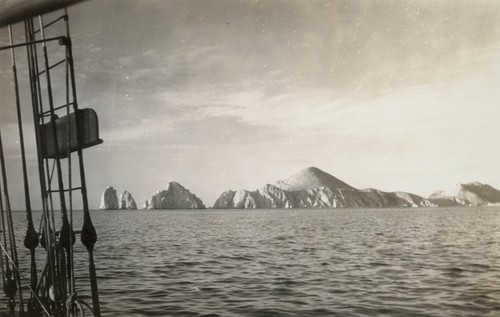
[0,242,52,316]
[8,25,40,312]
[65,29,76,295]
[0,183,15,315]
[34,258,48,295]
[0,175,10,275]
[37,15,69,298]
[66,293,96,317]
[0,227,4,282]
[52,244,68,306]
[23,17,58,294]
[63,9,101,316]
[38,14,75,283]
[0,129,25,314]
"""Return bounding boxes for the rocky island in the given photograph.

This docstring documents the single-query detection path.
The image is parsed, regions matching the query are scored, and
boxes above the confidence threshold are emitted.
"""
[144,181,205,209]
[99,186,119,210]
[100,186,137,210]
[119,190,138,210]
[213,167,434,209]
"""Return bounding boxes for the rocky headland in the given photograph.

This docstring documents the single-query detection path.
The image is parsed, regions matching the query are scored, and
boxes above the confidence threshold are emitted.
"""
[144,181,205,210]
[213,167,434,209]
[429,182,500,207]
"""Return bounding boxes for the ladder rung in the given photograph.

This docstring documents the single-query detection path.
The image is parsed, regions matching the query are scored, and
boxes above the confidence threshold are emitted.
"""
[34,15,68,34]
[47,187,83,194]
[41,102,75,117]
[0,36,65,52]
[37,58,67,76]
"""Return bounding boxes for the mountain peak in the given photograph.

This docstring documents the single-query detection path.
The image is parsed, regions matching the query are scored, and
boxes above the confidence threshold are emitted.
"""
[274,166,355,191]
[460,181,484,187]
[302,166,322,173]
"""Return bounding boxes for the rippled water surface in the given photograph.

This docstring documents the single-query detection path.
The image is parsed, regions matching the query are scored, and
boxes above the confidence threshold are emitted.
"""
[7,207,500,316]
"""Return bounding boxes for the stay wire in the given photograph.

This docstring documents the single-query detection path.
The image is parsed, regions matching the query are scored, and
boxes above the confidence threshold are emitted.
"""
[23,17,56,287]
[9,24,39,308]
[36,14,62,287]
[0,129,25,313]
[63,8,101,315]
[65,32,76,295]
[0,174,8,279]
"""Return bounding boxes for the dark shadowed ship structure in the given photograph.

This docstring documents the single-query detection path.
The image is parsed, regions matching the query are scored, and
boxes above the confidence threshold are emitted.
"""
[0,0,103,316]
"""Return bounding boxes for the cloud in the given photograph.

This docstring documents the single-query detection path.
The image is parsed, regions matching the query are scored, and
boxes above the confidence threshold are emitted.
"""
[3,0,500,209]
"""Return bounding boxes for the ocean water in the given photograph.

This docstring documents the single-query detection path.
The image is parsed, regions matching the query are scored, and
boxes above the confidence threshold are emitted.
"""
[4,207,500,316]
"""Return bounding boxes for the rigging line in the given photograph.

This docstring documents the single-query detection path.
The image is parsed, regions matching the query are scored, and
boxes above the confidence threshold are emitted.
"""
[0,179,15,314]
[38,15,74,258]
[8,24,35,226]
[34,257,48,294]
[0,236,4,286]
[65,40,76,296]
[49,159,56,187]
[28,17,56,243]
[0,242,53,317]
[43,156,58,281]
[66,295,95,317]
[24,17,56,289]
[45,158,58,260]
[0,177,8,281]
[0,176,10,274]
[43,158,57,255]
[38,211,45,235]
[36,15,64,283]
[0,138,14,270]
[8,24,40,302]
[79,299,94,313]
[63,9,101,316]
[0,129,25,313]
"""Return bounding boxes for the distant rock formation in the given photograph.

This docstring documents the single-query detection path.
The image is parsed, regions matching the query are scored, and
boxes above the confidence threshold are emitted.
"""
[213,167,434,209]
[429,182,500,206]
[119,190,137,210]
[145,182,206,209]
[99,186,119,210]
[274,166,354,191]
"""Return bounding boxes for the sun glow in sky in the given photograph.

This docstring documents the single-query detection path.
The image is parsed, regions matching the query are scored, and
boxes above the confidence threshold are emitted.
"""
[1,0,500,209]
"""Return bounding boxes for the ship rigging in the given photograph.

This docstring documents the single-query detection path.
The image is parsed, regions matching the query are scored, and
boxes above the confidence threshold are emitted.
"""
[0,0,102,316]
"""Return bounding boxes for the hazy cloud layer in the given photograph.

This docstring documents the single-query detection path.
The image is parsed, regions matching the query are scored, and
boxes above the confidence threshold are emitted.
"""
[1,0,500,208]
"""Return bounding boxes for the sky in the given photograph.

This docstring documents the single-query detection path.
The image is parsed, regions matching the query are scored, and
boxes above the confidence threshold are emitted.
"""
[1,0,500,209]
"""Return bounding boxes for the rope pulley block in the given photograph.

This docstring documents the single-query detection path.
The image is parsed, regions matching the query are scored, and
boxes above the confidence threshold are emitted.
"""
[3,270,17,299]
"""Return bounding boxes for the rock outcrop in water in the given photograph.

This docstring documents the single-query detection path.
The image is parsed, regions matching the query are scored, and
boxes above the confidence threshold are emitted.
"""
[213,167,434,209]
[429,182,500,206]
[145,181,206,209]
[99,186,119,210]
[119,190,137,210]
